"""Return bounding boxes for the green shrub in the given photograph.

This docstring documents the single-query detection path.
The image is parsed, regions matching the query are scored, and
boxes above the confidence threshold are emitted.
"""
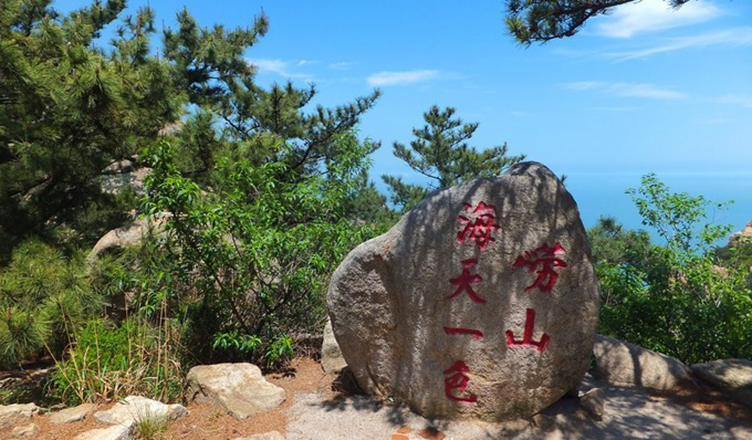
[0,239,102,368]
[591,175,751,364]
[49,317,183,405]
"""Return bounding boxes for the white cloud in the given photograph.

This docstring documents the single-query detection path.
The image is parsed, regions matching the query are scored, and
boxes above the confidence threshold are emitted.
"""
[247,58,313,80]
[329,62,355,70]
[605,28,752,60]
[610,83,686,99]
[563,81,686,100]
[717,94,752,108]
[596,0,721,38]
[366,70,439,87]
[562,81,605,91]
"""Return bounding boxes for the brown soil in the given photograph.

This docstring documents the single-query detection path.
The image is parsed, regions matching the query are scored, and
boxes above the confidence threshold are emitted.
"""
[648,379,752,420]
[0,357,336,440]
[1,358,749,440]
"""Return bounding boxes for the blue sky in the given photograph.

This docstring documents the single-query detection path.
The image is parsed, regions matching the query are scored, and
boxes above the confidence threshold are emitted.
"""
[57,0,751,234]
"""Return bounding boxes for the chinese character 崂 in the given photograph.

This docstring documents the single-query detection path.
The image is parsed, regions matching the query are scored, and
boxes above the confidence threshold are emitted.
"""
[448,259,486,303]
[512,242,567,292]
[457,201,500,251]
[443,360,477,403]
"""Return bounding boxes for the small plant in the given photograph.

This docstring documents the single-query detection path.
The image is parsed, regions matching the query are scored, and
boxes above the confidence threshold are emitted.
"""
[133,409,169,440]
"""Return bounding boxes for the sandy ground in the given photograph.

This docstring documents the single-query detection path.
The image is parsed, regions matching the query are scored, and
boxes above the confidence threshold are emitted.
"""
[1,358,750,440]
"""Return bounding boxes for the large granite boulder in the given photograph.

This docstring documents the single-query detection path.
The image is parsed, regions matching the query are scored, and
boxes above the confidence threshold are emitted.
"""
[592,335,693,391]
[186,363,286,419]
[327,162,599,421]
[691,359,752,409]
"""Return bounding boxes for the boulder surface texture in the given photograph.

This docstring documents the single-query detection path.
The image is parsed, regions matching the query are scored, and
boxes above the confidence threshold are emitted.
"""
[328,162,599,420]
[94,396,187,425]
[0,403,38,429]
[691,358,752,409]
[186,363,286,419]
[593,335,693,391]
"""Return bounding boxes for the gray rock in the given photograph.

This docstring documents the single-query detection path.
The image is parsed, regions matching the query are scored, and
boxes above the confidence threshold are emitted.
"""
[593,335,693,391]
[49,403,96,425]
[233,431,286,440]
[579,388,605,420]
[186,363,286,419]
[0,403,38,429]
[94,396,187,426]
[321,318,347,374]
[691,358,752,409]
[327,162,600,421]
[74,423,134,440]
[11,423,39,438]
[87,213,169,262]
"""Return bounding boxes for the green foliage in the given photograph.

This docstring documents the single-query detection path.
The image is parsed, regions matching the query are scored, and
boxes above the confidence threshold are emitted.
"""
[0,1,184,260]
[49,317,183,405]
[504,0,693,45]
[0,239,102,368]
[591,176,751,364]
[383,105,524,212]
[141,129,381,367]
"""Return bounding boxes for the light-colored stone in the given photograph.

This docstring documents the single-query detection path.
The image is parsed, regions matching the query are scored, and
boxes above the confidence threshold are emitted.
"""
[593,335,693,391]
[186,363,286,419]
[11,423,39,438]
[233,431,286,440]
[327,162,600,421]
[531,413,553,431]
[321,318,347,374]
[49,403,96,425]
[73,423,134,440]
[579,388,605,420]
[691,358,752,409]
[94,396,187,426]
[87,213,169,262]
[0,403,38,429]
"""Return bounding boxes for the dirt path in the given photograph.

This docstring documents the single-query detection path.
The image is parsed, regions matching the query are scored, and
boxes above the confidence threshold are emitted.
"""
[1,359,750,440]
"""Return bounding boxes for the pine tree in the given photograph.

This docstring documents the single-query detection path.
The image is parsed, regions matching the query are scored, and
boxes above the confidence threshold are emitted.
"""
[505,0,694,45]
[383,105,524,212]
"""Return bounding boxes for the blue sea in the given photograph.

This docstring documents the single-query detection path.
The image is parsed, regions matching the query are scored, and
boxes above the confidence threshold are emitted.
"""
[565,172,752,244]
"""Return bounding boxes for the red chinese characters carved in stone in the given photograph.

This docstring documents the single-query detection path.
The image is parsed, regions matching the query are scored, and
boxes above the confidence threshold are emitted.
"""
[512,242,567,292]
[444,327,484,339]
[443,361,477,403]
[457,201,500,251]
[448,259,486,303]
[505,308,549,353]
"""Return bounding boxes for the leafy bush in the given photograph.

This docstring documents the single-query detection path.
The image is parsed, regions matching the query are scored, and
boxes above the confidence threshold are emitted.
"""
[141,134,380,367]
[591,175,751,364]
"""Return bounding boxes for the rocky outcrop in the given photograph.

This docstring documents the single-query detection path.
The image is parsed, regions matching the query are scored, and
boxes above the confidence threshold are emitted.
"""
[691,359,752,409]
[49,403,96,425]
[727,221,752,246]
[87,213,170,263]
[321,318,347,374]
[592,335,693,391]
[186,363,286,419]
[0,403,38,429]
[328,162,600,420]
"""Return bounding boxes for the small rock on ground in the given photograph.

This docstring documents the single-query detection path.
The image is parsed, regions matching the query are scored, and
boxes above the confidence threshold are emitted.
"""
[186,363,286,419]
[0,403,38,429]
[94,396,187,425]
[49,403,97,425]
[73,423,134,440]
[321,318,347,374]
[11,423,39,438]
[579,388,605,420]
